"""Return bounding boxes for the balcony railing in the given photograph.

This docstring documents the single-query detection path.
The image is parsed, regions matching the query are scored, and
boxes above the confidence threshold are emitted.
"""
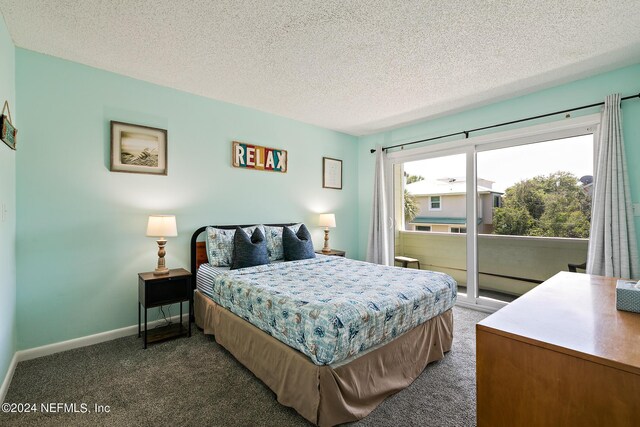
[395,230,588,302]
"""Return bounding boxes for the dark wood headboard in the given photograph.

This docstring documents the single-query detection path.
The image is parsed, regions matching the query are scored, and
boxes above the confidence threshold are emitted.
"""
[190,223,298,290]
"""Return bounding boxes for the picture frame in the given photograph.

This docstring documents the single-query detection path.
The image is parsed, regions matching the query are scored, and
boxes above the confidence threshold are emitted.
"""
[322,157,342,190]
[1,101,17,151]
[110,121,167,175]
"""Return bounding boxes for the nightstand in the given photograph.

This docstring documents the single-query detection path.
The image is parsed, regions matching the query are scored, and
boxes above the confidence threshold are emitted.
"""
[315,249,346,257]
[138,268,192,349]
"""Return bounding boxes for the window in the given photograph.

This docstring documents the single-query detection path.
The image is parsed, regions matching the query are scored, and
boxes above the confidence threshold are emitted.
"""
[389,114,598,310]
[477,133,593,303]
[429,196,441,211]
[478,135,593,240]
[396,153,467,298]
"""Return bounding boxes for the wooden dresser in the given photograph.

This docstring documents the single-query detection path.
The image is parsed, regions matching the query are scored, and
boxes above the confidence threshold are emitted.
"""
[477,272,640,427]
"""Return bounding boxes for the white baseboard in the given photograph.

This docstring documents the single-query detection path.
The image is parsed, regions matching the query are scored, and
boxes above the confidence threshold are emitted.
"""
[17,314,190,363]
[0,352,18,403]
[455,300,498,314]
[1,314,188,401]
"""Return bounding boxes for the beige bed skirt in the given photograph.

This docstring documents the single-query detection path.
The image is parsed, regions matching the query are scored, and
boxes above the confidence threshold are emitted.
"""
[194,290,453,426]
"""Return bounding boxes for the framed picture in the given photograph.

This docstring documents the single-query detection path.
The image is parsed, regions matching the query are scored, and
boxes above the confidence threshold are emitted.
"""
[1,101,17,151]
[322,157,342,190]
[110,121,167,175]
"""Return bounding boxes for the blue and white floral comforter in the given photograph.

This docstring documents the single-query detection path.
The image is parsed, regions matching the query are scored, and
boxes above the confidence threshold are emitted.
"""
[209,256,457,365]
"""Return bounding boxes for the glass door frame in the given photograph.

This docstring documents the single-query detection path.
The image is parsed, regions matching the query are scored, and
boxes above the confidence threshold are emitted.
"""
[387,145,475,306]
[385,113,600,311]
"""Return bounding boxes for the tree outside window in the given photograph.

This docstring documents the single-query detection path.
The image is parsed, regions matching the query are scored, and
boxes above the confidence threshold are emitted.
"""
[493,171,591,238]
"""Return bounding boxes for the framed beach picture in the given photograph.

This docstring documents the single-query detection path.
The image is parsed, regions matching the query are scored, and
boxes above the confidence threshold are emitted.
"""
[1,101,17,150]
[322,157,342,190]
[110,121,167,175]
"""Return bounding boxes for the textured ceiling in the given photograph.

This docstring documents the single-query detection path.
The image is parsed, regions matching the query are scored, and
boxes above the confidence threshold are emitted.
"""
[1,1,639,135]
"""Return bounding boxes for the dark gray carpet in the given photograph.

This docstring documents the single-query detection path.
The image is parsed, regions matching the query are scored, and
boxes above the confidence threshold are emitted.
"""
[2,307,487,427]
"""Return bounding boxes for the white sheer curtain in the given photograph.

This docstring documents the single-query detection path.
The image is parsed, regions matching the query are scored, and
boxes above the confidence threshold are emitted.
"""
[366,146,390,265]
[587,94,639,279]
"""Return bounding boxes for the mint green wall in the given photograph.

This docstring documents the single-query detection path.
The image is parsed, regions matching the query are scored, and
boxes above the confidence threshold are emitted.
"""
[12,45,640,350]
[15,49,358,350]
[357,63,640,261]
[0,16,16,384]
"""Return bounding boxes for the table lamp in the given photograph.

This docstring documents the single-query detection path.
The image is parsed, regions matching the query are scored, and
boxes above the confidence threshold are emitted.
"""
[146,215,178,275]
[319,213,336,253]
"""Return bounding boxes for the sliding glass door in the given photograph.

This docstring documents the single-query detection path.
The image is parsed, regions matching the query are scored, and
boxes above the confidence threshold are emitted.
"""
[476,134,594,303]
[392,149,472,304]
[387,115,598,310]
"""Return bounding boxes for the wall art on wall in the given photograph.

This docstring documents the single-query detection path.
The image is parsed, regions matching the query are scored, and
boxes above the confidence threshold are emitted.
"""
[322,157,342,189]
[110,121,167,175]
[1,101,17,150]
[232,141,287,173]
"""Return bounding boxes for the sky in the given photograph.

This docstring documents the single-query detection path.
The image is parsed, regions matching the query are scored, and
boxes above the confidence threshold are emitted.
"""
[121,132,159,155]
[403,134,594,193]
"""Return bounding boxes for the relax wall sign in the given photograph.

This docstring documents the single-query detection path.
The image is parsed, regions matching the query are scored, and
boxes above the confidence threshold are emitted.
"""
[232,141,287,173]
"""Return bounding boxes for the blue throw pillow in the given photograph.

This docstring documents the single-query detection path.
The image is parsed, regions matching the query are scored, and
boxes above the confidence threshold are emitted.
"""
[264,223,302,262]
[231,226,269,270]
[283,224,316,261]
[206,224,265,267]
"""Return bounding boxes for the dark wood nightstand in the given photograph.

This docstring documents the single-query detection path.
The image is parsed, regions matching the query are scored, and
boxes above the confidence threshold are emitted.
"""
[138,268,192,349]
[315,249,346,257]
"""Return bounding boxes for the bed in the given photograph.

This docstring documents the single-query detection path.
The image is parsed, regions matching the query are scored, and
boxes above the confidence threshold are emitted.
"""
[190,224,456,426]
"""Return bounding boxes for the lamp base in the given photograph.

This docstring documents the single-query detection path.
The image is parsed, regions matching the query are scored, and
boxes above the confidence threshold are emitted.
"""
[153,267,170,276]
[154,238,170,276]
[322,228,331,253]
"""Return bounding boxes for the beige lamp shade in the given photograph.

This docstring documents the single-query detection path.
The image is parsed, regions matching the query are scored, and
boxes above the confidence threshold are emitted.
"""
[319,213,336,228]
[146,215,178,237]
